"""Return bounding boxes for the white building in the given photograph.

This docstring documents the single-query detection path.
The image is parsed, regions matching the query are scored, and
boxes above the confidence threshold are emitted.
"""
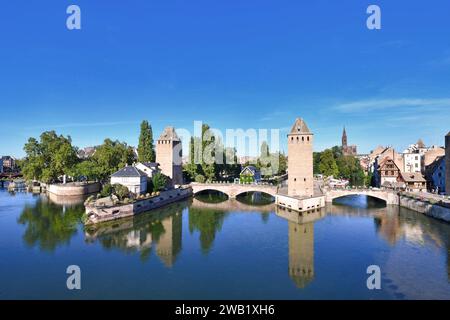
[111,165,148,195]
[135,162,160,178]
[403,152,422,173]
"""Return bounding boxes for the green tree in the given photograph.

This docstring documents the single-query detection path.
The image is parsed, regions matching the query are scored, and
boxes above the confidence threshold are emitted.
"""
[92,139,135,181]
[152,172,167,192]
[137,120,155,162]
[337,156,365,186]
[22,131,79,183]
[318,149,339,177]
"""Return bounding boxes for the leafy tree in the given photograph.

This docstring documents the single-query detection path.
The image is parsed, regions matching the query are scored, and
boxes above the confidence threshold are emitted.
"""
[152,172,167,192]
[337,155,365,186]
[68,160,100,181]
[22,131,78,183]
[137,120,155,162]
[318,149,339,177]
[92,139,135,181]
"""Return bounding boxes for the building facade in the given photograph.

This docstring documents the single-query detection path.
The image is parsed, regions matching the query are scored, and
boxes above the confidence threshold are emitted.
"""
[156,127,183,186]
[1,156,16,172]
[239,166,261,184]
[446,132,450,195]
[287,118,314,197]
[374,157,401,188]
[111,166,147,195]
[397,172,426,192]
[403,152,422,173]
[426,156,446,194]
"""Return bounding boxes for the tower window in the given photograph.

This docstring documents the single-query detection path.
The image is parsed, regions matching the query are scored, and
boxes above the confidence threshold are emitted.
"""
[294,178,297,182]
[302,137,304,141]
[304,178,306,182]
[307,136,310,141]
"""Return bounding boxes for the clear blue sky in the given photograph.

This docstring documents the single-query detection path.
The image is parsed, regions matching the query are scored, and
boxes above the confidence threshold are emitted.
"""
[1,0,450,158]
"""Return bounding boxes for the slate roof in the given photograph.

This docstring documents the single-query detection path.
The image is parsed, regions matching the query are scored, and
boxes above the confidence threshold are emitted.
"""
[289,118,311,134]
[141,162,159,169]
[111,166,147,178]
[240,165,260,175]
[158,126,180,141]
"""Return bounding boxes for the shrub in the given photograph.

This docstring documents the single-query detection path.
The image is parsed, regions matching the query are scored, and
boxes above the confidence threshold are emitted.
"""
[195,174,206,183]
[100,183,113,197]
[113,184,129,201]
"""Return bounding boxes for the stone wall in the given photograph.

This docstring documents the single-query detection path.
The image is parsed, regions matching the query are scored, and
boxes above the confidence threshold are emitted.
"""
[85,187,192,225]
[48,182,101,196]
[399,195,450,223]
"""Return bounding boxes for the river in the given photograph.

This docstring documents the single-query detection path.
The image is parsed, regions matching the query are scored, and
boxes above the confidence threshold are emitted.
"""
[0,188,449,299]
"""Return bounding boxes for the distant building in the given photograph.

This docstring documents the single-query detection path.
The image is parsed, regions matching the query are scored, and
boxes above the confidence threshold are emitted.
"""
[369,146,404,175]
[373,157,401,188]
[397,172,426,192]
[403,152,422,173]
[156,126,183,186]
[0,158,3,173]
[77,146,97,159]
[446,132,450,195]
[1,156,16,172]
[238,156,258,165]
[341,127,357,156]
[239,166,261,183]
[425,156,445,194]
[111,165,147,195]
[423,146,445,172]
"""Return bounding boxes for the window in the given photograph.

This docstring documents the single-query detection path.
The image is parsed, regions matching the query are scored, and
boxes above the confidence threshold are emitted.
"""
[302,137,304,141]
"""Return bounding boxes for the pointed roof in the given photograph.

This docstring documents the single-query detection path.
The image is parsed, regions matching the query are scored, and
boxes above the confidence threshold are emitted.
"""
[416,139,425,148]
[446,131,450,136]
[289,118,311,134]
[342,126,347,137]
[158,126,180,141]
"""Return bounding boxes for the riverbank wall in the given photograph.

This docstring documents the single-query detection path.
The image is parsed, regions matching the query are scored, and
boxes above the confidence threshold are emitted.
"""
[85,187,192,225]
[399,195,450,223]
[48,182,101,196]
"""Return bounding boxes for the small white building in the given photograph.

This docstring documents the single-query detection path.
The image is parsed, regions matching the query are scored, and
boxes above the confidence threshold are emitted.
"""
[111,166,147,195]
[403,152,422,173]
[135,162,160,178]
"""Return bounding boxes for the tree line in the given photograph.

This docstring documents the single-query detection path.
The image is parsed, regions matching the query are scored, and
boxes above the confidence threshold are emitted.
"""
[313,146,368,186]
[21,120,156,184]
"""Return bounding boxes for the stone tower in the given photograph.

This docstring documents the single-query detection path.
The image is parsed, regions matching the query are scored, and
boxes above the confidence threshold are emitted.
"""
[288,118,314,197]
[156,213,182,267]
[446,132,450,195]
[289,221,314,288]
[156,126,183,186]
[342,126,348,148]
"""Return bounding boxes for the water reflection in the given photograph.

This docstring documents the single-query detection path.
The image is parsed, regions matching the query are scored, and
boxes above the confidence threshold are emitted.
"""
[188,206,228,254]
[17,195,84,251]
[85,201,185,266]
[276,207,325,288]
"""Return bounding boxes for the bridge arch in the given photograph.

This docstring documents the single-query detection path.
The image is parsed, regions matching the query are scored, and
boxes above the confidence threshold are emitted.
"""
[325,190,394,205]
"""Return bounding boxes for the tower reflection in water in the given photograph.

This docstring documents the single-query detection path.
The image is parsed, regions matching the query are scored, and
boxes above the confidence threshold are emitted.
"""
[276,207,325,288]
[84,201,185,267]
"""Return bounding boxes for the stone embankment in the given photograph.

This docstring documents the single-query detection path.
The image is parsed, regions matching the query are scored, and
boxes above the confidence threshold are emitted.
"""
[85,186,192,225]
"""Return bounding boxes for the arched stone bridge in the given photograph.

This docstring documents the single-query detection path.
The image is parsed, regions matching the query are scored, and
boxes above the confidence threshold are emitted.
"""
[325,189,399,205]
[190,182,278,199]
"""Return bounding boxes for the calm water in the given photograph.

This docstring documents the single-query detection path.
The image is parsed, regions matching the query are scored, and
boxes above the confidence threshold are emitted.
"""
[1,188,450,299]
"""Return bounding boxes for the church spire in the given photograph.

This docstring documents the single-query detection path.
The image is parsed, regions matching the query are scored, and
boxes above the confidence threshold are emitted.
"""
[342,126,348,147]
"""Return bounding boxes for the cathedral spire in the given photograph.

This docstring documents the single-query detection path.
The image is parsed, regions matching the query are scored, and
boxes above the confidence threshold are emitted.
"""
[342,126,348,148]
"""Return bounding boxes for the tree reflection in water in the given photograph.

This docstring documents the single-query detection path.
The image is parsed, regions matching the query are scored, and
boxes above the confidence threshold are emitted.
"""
[17,196,84,251]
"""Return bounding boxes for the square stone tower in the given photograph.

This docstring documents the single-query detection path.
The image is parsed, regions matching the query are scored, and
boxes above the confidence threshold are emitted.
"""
[288,118,314,197]
[446,132,450,195]
[156,126,183,186]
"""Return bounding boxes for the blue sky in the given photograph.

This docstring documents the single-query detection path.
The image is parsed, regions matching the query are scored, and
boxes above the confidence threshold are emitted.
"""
[1,0,450,158]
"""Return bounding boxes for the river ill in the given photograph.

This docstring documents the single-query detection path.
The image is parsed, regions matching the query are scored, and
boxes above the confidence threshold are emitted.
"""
[0,188,449,299]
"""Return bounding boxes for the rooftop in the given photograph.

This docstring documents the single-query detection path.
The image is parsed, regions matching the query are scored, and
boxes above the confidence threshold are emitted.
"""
[111,166,147,178]
[289,118,311,135]
[158,126,180,141]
